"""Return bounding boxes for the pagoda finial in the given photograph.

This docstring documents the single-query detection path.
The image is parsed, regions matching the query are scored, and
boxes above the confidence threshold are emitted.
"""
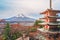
[50,0,52,9]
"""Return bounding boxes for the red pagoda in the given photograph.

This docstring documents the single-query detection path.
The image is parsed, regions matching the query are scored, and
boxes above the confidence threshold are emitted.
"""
[38,0,60,40]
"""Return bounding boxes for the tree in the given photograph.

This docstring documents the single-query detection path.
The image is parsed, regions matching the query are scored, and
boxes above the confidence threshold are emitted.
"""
[34,20,39,27]
[11,31,23,40]
[34,20,43,28]
[3,23,11,40]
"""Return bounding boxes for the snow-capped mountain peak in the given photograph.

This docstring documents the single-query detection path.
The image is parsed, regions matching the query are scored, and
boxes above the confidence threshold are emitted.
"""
[5,14,35,21]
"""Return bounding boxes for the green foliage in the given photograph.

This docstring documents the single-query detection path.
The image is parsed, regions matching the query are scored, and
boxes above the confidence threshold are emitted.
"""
[3,23,11,40]
[58,26,60,28]
[34,20,43,26]
[10,31,23,40]
[39,25,43,28]
[30,27,37,32]
[34,20,38,25]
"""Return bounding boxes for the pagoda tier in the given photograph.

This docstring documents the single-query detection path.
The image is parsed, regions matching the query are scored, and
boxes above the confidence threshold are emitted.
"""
[39,18,60,23]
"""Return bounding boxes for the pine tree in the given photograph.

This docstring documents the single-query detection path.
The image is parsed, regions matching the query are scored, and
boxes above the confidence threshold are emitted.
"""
[3,23,11,40]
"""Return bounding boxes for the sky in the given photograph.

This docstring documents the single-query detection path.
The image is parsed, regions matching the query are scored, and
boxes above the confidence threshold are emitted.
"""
[0,0,60,19]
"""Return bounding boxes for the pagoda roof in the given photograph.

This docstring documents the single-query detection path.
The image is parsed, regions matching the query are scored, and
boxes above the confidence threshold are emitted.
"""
[40,9,60,14]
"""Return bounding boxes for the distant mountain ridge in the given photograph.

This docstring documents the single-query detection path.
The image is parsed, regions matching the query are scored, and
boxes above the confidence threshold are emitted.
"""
[5,14,35,22]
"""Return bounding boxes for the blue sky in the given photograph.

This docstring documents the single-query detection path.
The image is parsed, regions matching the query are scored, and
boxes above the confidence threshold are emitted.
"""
[0,0,60,19]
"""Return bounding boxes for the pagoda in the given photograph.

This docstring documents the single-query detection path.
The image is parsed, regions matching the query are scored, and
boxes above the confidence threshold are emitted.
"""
[38,0,60,40]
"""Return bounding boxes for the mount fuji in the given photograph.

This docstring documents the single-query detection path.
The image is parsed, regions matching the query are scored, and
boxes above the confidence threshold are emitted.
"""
[5,14,35,22]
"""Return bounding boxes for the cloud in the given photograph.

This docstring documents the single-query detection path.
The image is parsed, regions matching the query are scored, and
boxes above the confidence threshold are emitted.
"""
[0,0,60,19]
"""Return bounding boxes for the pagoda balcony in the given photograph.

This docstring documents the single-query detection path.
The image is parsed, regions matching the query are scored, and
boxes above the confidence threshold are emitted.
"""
[44,15,60,18]
[46,15,58,18]
[48,23,60,25]
[38,22,47,25]
[39,16,60,19]
[39,22,60,25]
